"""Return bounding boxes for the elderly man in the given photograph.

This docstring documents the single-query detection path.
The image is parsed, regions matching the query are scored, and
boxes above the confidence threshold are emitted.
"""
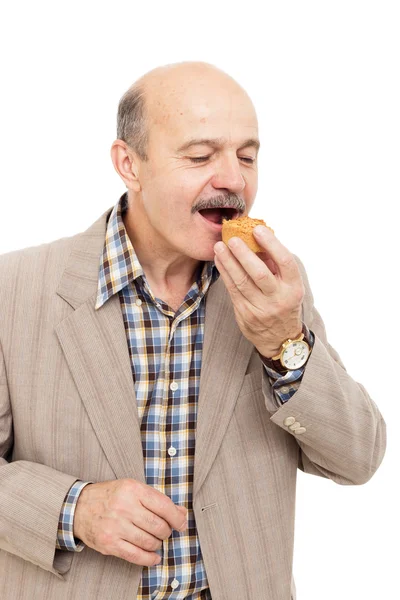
[0,62,386,599]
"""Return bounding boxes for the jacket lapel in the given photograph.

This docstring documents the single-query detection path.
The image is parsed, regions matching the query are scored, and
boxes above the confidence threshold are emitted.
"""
[194,280,254,497]
[55,206,254,494]
[55,207,145,482]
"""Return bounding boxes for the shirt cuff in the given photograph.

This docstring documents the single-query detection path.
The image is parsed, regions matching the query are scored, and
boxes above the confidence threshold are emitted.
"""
[56,480,92,552]
[262,328,315,405]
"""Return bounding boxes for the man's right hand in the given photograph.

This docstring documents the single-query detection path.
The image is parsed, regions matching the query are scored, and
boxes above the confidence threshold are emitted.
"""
[73,479,188,566]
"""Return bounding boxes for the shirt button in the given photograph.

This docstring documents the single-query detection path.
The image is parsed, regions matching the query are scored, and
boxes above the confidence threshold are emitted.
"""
[170,578,180,590]
[168,446,177,456]
[281,386,289,393]
[170,382,179,391]
[135,299,142,306]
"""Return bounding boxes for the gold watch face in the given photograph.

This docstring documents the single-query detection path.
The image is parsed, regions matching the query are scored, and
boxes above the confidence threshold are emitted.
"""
[282,341,310,369]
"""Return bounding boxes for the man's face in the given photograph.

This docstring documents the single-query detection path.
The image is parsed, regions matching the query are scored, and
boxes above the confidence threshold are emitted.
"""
[136,73,259,262]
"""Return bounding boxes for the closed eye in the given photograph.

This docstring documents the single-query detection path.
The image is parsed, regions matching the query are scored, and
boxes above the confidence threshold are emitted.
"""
[189,156,255,164]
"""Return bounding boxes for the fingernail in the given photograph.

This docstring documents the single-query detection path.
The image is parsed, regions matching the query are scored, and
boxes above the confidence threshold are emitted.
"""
[178,519,188,531]
[214,242,225,254]
[227,237,239,249]
[253,225,266,236]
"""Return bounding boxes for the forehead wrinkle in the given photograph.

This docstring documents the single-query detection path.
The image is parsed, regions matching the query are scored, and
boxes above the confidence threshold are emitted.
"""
[176,137,260,153]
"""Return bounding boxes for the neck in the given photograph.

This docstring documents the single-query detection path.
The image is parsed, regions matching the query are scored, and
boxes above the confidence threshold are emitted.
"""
[122,198,203,295]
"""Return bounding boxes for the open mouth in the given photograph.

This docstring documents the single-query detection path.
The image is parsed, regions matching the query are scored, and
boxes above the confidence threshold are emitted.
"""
[197,207,240,225]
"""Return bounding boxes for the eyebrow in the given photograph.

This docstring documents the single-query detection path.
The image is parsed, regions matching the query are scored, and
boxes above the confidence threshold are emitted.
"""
[176,137,260,154]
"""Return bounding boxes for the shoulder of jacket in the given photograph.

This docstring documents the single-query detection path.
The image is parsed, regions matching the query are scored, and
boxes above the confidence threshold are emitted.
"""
[0,231,81,265]
[0,231,83,296]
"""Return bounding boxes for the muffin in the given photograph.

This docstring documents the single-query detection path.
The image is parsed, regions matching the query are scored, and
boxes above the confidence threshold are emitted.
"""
[222,216,274,253]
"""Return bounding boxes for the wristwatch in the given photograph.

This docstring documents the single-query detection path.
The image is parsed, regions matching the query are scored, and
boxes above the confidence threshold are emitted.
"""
[260,323,312,372]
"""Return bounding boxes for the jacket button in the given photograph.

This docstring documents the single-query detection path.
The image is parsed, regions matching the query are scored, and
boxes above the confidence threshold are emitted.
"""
[289,422,301,431]
[284,417,296,426]
[294,427,306,434]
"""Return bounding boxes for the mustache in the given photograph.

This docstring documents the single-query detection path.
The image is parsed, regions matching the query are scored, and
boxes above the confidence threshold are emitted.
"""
[192,193,245,215]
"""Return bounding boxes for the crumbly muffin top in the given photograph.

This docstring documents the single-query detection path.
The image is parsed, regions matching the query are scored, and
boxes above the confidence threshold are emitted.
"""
[222,215,273,234]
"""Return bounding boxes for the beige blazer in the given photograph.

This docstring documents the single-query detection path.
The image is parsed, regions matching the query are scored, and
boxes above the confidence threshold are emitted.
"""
[0,205,386,599]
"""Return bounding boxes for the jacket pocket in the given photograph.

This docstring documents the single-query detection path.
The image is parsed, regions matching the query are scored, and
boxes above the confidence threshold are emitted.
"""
[53,549,75,576]
[238,370,262,398]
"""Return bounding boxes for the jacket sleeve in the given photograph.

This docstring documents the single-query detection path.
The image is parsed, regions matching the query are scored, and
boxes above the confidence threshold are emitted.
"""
[262,254,387,485]
[0,337,78,578]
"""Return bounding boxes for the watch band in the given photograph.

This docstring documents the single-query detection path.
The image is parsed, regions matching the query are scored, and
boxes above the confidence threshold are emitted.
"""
[261,355,290,374]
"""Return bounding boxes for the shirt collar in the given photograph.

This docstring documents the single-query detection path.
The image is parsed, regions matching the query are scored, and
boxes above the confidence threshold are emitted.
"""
[95,192,220,310]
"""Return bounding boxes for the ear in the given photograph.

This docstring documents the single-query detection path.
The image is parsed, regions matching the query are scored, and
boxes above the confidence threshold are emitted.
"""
[110,140,142,192]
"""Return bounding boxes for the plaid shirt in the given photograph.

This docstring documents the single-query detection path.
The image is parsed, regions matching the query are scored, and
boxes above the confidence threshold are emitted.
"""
[56,192,315,598]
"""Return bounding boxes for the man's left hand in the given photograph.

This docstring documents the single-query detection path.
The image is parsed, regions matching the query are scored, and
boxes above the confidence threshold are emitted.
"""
[213,225,305,359]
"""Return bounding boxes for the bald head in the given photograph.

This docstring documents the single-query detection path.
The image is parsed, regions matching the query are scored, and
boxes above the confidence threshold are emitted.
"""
[116,61,257,161]
[139,61,245,96]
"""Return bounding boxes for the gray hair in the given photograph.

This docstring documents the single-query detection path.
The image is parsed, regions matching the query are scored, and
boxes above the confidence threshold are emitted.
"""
[116,83,149,161]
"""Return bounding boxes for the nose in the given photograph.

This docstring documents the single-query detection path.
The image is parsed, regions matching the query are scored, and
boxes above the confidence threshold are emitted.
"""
[211,152,246,194]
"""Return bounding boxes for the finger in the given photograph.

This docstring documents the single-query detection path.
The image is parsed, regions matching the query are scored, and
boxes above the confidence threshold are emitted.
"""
[214,253,266,317]
[176,504,188,518]
[215,238,277,301]
[226,237,278,295]
[117,539,162,567]
[213,252,235,286]
[134,505,174,540]
[123,522,163,552]
[138,487,188,533]
[257,252,279,275]
[265,258,279,275]
[252,226,300,284]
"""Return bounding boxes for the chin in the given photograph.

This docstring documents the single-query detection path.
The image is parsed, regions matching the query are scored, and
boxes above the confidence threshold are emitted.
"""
[186,244,219,263]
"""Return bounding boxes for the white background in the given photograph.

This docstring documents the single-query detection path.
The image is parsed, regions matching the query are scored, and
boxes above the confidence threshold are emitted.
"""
[0,1,398,598]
